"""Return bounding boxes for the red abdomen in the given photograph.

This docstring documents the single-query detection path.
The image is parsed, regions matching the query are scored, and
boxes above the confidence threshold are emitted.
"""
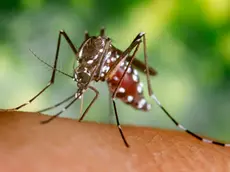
[107,62,151,111]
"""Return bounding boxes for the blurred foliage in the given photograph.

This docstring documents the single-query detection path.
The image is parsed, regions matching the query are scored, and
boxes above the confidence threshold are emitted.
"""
[0,0,229,142]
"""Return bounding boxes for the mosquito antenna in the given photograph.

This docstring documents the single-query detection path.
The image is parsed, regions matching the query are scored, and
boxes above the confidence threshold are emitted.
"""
[29,49,74,79]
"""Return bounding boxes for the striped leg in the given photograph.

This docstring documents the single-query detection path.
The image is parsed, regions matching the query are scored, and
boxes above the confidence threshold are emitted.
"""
[40,86,99,124]
[103,32,154,147]
[41,92,81,124]
[109,37,143,148]
[108,91,114,124]
[5,30,77,111]
[79,94,84,118]
[112,100,129,147]
[140,33,230,147]
[36,94,76,113]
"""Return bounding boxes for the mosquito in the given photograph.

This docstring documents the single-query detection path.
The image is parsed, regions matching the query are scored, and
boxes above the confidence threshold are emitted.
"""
[3,28,229,148]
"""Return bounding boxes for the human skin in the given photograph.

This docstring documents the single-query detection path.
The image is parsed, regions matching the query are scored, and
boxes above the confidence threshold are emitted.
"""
[0,111,229,172]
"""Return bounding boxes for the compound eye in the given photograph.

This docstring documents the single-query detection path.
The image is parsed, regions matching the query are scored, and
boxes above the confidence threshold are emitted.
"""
[80,72,90,83]
[78,58,83,63]
[76,70,91,84]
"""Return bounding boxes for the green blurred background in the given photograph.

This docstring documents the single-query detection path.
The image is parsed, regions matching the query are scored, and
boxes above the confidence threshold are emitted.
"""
[0,0,229,142]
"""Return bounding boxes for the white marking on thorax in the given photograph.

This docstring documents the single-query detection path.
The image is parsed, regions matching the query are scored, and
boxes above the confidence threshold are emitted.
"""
[83,67,90,74]
[102,65,110,73]
[111,57,116,62]
[106,51,111,58]
[93,54,99,60]
[87,60,94,64]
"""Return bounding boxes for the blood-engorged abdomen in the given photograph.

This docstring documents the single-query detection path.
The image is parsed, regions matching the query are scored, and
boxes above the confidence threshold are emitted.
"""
[107,64,151,111]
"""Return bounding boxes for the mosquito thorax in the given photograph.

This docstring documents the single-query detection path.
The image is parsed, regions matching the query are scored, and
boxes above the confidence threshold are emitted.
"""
[77,36,109,65]
[74,36,110,88]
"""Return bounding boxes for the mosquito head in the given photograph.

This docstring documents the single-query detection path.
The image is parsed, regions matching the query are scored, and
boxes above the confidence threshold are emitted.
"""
[74,66,91,90]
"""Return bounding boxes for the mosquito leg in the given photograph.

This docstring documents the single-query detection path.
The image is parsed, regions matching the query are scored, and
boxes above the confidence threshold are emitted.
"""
[110,32,230,147]
[111,38,141,99]
[107,34,143,147]
[79,94,84,118]
[78,86,99,122]
[140,34,230,147]
[84,31,90,40]
[5,30,77,111]
[100,27,105,37]
[41,92,81,124]
[36,94,75,113]
[108,91,114,124]
[112,99,129,147]
[59,30,78,54]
